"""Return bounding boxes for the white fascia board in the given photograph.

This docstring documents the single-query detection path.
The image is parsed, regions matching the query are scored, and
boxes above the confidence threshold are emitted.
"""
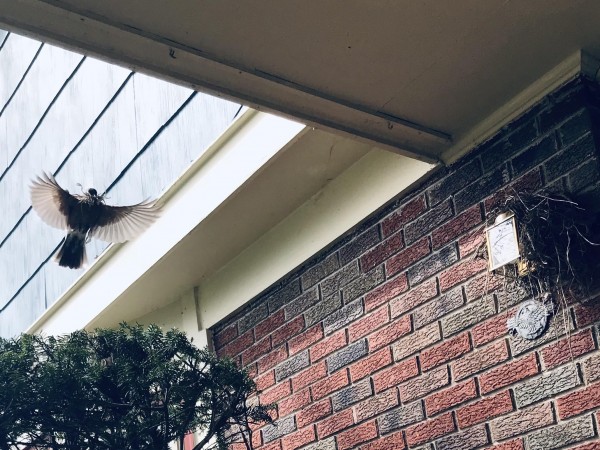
[198,149,434,330]
[27,110,305,335]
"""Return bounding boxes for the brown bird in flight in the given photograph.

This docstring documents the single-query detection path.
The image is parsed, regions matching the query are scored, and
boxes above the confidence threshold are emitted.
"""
[30,172,161,269]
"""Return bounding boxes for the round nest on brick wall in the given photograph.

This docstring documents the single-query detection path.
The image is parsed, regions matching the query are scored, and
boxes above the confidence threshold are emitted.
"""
[483,189,600,305]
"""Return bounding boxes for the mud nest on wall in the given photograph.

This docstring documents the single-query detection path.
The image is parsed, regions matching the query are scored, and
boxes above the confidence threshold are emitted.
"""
[483,189,600,307]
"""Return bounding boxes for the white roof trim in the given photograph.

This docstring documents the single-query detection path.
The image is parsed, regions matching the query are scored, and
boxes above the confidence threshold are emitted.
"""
[27,110,305,335]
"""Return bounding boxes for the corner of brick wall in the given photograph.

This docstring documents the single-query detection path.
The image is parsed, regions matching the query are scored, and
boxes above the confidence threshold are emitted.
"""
[212,75,600,450]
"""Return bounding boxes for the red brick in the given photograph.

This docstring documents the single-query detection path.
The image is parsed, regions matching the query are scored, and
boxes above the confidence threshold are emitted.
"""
[288,323,323,355]
[349,305,390,342]
[392,321,441,361]
[465,272,503,302]
[456,390,514,428]
[541,328,596,369]
[390,278,438,317]
[364,273,408,311]
[439,257,487,292]
[421,332,471,371]
[350,347,392,381]
[311,369,350,400]
[214,323,238,348]
[490,401,554,441]
[432,204,482,249]
[259,442,282,450]
[557,381,600,420]
[485,170,542,213]
[373,356,419,393]
[452,339,509,381]
[281,425,315,450]
[458,228,485,258]
[244,426,263,446]
[310,329,347,361]
[571,442,600,450]
[252,425,263,448]
[360,231,405,272]
[574,298,600,327]
[355,388,398,421]
[382,195,427,237]
[368,315,411,351]
[260,380,291,405]
[513,169,543,191]
[242,336,272,366]
[316,408,354,438]
[256,370,276,391]
[266,406,279,421]
[337,420,378,450]
[292,360,327,392]
[487,438,525,450]
[385,237,431,277]
[484,190,505,215]
[272,316,305,347]
[360,431,405,450]
[278,388,311,417]
[425,378,477,416]
[471,307,517,347]
[219,329,254,359]
[406,411,455,447]
[257,345,288,373]
[249,418,263,433]
[233,441,268,450]
[297,398,332,428]
[246,363,258,379]
[564,289,586,306]
[480,352,539,394]
[255,309,286,341]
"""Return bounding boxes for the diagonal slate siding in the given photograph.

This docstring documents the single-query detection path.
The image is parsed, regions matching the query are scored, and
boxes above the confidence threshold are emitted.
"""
[0,30,240,336]
[0,33,42,113]
[212,76,600,449]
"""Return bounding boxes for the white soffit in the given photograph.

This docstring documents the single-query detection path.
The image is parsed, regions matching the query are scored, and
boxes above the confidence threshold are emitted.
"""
[196,148,433,331]
[28,110,434,335]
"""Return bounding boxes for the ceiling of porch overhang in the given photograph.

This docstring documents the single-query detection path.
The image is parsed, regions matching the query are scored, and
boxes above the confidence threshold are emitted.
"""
[1,0,600,163]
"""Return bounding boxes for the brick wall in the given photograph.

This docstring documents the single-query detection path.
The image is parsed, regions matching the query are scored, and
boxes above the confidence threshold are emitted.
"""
[211,76,600,450]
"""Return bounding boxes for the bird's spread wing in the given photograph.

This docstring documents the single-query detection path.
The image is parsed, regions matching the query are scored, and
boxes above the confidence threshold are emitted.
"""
[90,200,161,243]
[30,172,78,230]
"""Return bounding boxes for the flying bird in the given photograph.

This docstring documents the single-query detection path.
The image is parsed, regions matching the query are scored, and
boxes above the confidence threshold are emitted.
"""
[30,172,161,269]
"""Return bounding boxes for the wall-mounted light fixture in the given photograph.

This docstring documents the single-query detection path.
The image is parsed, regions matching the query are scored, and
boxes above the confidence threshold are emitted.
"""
[485,212,520,271]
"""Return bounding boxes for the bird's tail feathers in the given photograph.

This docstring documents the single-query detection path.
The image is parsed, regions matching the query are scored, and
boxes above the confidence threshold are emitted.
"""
[55,232,87,269]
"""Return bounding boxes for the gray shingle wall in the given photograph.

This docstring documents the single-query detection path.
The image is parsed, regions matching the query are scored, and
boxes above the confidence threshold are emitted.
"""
[0,31,240,337]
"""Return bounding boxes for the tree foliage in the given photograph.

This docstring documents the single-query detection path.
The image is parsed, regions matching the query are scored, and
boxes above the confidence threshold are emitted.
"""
[0,324,272,450]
